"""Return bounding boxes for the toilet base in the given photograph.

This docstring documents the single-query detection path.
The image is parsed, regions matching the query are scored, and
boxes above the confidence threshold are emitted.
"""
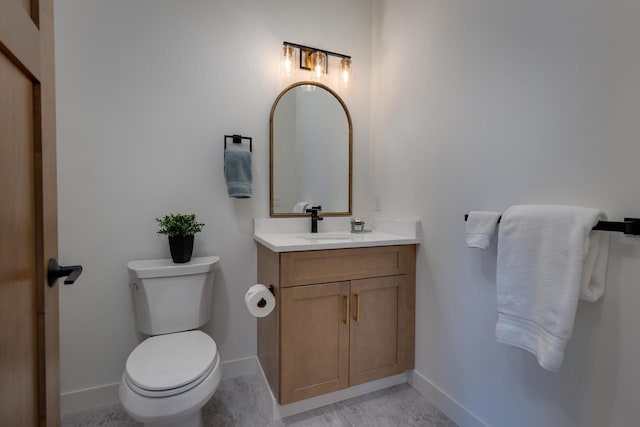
[143,410,202,427]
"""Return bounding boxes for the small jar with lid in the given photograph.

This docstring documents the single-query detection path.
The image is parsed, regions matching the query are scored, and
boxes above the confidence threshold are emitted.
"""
[351,217,365,233]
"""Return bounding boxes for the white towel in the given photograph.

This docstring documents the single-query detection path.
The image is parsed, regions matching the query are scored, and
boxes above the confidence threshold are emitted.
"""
[495,205,609,372]
[466,211,502,249]
[293,201,310,213]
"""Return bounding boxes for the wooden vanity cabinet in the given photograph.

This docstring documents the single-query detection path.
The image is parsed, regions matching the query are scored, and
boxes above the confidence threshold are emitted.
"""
[349,275,407,387]
[257,243,416,405]
[280,281,350,403]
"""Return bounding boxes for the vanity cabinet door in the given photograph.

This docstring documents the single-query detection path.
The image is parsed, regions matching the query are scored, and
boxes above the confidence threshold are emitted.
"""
[280,281,350,404]
[349,276,406,386]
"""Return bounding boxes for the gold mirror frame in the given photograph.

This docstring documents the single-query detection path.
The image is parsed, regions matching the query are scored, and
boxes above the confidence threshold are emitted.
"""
[269,81,353,217]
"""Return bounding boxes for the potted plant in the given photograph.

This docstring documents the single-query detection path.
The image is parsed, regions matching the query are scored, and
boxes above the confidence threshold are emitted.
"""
[156,213,205,263]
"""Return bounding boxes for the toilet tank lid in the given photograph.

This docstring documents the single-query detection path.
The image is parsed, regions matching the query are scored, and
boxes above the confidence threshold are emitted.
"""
[128,256,219,279]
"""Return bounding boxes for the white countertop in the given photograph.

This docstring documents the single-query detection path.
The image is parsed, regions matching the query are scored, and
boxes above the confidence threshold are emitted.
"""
[254,217,420,252]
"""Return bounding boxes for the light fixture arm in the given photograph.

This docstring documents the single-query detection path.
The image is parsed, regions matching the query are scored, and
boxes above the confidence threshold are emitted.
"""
[282,41,351,61]
[281,41,352,87]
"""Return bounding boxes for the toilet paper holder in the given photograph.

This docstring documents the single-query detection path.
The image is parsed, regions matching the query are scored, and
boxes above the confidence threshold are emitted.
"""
[257,285,275,308]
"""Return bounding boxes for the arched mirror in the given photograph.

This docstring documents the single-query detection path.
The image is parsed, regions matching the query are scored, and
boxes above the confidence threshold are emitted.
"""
[270,82,352,217]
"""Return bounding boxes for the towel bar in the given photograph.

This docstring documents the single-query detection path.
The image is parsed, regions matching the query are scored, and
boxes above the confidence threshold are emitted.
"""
[224,134,252,152]
[464,214,640,235]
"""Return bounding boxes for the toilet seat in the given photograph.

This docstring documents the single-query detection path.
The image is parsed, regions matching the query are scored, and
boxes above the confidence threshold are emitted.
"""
[119,351,222,426]
[124,359,216,398]
[125,330,217,398]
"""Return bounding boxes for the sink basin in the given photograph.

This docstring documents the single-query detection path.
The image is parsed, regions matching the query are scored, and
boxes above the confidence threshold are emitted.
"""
[295,233,356,241]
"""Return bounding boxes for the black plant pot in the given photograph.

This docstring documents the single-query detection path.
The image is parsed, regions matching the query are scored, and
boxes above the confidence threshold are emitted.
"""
[168,235,194,263]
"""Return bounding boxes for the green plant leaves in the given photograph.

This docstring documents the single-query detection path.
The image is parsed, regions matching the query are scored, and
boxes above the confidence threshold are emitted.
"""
[155,213,205,237]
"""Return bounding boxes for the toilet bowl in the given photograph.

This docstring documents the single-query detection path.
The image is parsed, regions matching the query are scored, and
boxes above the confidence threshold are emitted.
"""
[119,331,222,427]
[120,257,221,427]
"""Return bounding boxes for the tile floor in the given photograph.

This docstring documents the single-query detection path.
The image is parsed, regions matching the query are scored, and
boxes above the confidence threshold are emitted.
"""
[62,374,457,427]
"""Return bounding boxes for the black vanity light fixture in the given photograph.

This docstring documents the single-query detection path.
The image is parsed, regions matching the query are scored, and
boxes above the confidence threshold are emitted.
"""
[281,41,352,88]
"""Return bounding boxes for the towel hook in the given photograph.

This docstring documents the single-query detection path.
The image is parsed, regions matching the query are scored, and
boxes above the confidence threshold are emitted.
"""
[224,134,252,153]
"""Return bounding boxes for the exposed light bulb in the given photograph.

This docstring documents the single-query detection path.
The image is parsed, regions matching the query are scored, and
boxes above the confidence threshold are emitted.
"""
[281,45,296,78]
[341,69,349,85]
[340,57,352,89]
[310,51,326,82]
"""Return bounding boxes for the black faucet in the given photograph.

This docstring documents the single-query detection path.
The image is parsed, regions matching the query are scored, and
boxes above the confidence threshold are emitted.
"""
[305,205,324,233]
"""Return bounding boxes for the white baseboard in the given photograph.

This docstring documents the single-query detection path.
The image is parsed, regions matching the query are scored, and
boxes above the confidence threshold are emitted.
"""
[221,356,257,379]
[61,382,120,416]
[61,356,259,415]
[256,359,408,419]
[408,369,489,427]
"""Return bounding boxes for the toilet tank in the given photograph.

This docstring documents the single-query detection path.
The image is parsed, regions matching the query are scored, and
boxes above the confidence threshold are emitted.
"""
[127,256,219,335]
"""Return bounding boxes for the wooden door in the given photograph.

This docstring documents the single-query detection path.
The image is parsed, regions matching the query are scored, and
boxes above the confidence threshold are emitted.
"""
[349,276,406,386]
[280,282,350,404]
[0,0,59,425]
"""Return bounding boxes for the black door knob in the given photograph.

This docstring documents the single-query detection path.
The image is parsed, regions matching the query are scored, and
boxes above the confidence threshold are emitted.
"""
[47,258,83,287]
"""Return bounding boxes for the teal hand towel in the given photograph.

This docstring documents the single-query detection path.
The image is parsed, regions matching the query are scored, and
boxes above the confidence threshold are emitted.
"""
[224,149,252,198]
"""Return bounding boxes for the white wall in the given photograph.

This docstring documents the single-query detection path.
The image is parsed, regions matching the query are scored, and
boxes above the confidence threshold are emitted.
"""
[54,0,372,403]
[370,1,640,426]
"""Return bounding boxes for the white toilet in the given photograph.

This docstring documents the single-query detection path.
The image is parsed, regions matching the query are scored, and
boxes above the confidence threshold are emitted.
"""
[119,256,222,427]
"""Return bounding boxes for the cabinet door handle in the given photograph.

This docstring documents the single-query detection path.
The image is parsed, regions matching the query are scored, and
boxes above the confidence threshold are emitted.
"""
[354,293,360,322]
[344,295,350,324]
